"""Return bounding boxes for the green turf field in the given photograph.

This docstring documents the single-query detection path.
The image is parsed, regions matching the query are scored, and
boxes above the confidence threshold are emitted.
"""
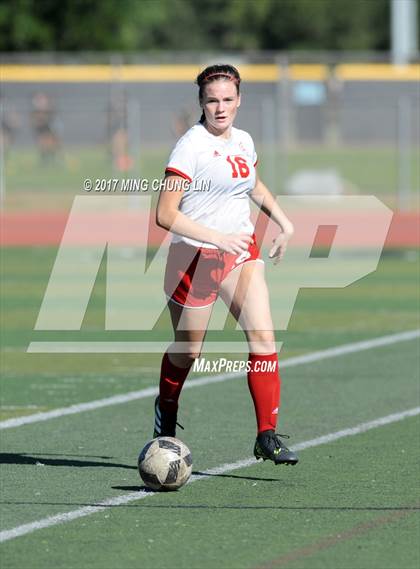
[0,244,419,568]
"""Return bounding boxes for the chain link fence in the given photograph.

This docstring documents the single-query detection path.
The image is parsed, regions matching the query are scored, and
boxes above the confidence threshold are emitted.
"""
[1,54,418,210]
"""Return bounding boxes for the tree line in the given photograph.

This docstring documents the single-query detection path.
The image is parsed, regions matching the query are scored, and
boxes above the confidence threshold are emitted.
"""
[0,0,397,52]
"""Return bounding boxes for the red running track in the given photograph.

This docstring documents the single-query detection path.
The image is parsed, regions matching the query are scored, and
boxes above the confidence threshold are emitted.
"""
[0,210,419,248]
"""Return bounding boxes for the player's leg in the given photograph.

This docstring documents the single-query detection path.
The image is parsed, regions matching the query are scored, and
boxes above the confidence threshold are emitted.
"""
[219,261,298,465]
[219,260,278,431]
[154,299,213,437]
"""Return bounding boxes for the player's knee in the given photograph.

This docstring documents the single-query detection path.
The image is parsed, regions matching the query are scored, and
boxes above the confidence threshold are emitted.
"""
[185,349,202,363]
[247,331,276,355]
[171,350,201,368]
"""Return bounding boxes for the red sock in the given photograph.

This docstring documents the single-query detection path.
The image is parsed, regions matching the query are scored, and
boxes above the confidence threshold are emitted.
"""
[247,352,281,433]
[159,352,192,413]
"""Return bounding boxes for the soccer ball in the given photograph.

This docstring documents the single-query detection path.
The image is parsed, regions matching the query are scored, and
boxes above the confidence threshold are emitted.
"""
[138,437,192,491]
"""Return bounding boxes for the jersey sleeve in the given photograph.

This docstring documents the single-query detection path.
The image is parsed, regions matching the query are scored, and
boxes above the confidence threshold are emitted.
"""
[165,137,196,183]
[244,132,258,167]
[251,137,258,167]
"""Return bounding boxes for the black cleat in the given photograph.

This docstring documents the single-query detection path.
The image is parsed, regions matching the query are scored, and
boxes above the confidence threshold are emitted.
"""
[254,430,299,465]
[153,396,184,438]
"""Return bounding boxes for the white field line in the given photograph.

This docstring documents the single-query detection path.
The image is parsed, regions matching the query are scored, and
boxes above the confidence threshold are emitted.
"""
[1,406,419,544]
[1,329,419,431]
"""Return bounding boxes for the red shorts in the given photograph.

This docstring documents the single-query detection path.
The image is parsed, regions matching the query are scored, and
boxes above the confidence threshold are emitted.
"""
[164,234,262,308]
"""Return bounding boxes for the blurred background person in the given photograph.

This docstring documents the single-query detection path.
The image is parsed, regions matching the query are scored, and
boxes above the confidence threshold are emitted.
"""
[30,91,60,164]
[0,98,20,157]
[171,105,196,138]
[107,90,133,172]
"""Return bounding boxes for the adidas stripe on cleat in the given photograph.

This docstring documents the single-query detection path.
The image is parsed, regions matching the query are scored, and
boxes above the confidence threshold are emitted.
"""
[254,430,299,466]
[153,396,184,438]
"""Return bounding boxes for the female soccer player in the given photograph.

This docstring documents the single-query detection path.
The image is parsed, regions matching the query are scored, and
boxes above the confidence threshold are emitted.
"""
[154,64,298,465]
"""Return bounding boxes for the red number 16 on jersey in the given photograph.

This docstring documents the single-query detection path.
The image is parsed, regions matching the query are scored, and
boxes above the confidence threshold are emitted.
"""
[226,155,250,178]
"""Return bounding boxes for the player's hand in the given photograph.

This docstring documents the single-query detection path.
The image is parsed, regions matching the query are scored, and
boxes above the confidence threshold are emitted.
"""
[269,231,293,264]
[216,233,253,254]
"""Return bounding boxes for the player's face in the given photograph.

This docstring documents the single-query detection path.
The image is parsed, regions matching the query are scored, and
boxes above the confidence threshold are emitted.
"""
[201,80,241,136]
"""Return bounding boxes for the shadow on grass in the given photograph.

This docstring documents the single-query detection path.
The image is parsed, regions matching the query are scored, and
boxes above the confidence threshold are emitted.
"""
[2,498,418,512]
[0,452,136,470]
[191,470,284,482]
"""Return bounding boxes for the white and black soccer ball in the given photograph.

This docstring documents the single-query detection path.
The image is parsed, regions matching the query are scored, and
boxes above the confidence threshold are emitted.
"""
[138,437,192,491]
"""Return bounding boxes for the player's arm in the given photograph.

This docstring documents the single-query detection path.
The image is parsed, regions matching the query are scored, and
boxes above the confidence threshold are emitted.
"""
[156,175,252,254]
[250,172,294,263]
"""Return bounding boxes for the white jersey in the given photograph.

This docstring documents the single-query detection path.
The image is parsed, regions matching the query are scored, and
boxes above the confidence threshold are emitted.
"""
[165,122,258,248]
